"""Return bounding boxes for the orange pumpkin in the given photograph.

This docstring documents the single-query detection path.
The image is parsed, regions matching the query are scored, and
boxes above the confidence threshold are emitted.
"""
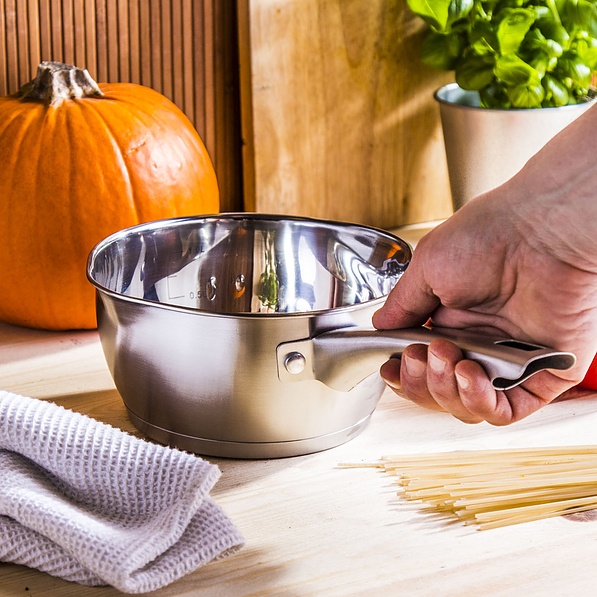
[0,62,219,330]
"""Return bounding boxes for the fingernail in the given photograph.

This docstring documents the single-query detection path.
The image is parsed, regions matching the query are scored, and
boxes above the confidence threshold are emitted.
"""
[455,371,470,390]
[404,354,426,378]
[428,351,446,373]
[383,376,401,391]
[380,358,401,390]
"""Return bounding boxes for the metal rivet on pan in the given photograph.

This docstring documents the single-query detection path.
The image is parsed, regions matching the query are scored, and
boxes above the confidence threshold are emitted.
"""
[284,352,306,375]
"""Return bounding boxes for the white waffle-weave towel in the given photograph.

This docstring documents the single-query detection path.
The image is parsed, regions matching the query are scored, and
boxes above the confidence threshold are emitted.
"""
[0,390,244,593]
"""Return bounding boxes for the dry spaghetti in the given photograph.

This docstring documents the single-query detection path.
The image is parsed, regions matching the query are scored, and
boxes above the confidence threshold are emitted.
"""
[340,446,597,530]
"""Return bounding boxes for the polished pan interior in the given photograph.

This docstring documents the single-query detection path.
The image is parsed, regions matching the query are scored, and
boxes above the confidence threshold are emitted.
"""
[90,213,410,316]
[87,214,412,458]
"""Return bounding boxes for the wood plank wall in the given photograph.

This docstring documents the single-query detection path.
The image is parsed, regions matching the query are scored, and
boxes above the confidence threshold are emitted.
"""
[238,0,454,228]
[0,0,242,212]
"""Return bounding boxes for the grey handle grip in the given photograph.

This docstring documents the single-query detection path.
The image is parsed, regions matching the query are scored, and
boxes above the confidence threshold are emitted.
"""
[276,326,576,392]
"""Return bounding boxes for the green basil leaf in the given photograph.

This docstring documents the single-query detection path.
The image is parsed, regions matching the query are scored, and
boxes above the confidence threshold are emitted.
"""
[406,0,453,32]
[521,29,563,60]
[421,31,464,69]
[555,52,593,88]
[405,0,597,108]
[580,47,597,70]
[528,52,550,77]
[563,0,597,37]
[469,20,499,55]
[536,20,570,49]
[533,6,551,20]
[575,37,597,70]
[496,8,536,55]
[494,54,540,85]
[448,0,475,25]
[554,0,567,15]
[495,0,526,10]
[455,54,496,88]
[544,37,565,58]
[542,73,571,105]
[479,84,512,108]
[507,83,546,107]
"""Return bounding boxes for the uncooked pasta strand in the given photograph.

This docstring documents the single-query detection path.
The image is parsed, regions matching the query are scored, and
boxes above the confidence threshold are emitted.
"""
[416,478,597,493]
[472,496,597,530]
[343,445,597,530]
[380,445,597,462]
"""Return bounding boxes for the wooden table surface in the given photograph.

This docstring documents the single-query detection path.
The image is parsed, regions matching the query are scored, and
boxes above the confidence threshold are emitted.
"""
[2,222,597,596]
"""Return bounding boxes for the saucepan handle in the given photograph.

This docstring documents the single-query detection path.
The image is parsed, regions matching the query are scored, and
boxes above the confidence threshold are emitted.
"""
[276,327,576,392]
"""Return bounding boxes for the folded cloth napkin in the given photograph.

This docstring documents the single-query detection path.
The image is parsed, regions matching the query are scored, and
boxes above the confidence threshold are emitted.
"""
[0,390,244,593]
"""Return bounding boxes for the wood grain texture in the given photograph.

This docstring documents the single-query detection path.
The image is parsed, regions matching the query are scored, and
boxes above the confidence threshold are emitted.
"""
[239,0,454,228]
[0,0,242,212]
[3,274,597,596]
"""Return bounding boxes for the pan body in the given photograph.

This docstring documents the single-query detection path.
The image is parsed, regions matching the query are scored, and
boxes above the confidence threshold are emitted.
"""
[87,214,411,458]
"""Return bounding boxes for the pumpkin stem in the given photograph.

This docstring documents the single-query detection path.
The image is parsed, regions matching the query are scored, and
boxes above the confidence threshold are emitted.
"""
[17,61,103,106]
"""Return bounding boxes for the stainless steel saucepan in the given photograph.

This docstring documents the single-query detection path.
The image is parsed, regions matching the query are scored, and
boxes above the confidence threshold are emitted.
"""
[87,214,575,458]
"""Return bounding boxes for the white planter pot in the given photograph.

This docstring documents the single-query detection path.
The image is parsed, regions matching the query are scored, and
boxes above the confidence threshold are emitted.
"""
[435,83,595,211]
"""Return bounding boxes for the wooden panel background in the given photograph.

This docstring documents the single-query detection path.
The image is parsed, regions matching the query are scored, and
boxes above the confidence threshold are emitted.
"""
[0,0,455,227]
[0,0,242,212]
[238,0,454,228]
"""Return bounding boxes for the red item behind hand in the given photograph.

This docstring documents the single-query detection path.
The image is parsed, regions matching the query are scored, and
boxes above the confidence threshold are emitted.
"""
[580,354,597,390]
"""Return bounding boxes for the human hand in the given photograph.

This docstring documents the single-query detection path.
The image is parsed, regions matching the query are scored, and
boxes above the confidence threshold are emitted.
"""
[372,190,597,425]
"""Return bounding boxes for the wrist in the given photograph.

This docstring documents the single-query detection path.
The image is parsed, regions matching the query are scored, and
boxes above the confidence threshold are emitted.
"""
[501,109,597,272]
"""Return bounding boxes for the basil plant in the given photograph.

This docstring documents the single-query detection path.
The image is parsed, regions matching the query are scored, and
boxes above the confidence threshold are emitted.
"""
[406,0,597,108]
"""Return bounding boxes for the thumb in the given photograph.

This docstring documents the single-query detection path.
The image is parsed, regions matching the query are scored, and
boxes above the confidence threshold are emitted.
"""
[372,264,439,330]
